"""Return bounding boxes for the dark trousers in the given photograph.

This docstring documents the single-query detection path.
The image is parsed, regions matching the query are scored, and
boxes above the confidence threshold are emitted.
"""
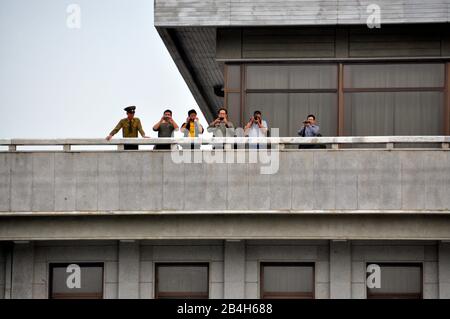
[124,144,139,150]
[154,144,171,150]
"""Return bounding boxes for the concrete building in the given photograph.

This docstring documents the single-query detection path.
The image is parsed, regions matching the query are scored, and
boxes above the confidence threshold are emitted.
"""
[1,1,450,299]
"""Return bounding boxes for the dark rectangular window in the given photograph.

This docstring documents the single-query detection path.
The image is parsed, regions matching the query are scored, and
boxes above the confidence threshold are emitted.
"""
[49,263,104,299]
[366,263,423,299]
[155,263,209,299]
[260,263,314,299]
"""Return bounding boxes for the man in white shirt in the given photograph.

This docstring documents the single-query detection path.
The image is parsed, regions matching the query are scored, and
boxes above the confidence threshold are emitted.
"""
[244,110,268,149]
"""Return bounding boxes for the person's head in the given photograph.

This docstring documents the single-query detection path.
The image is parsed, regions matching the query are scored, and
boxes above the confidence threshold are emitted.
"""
[163,109,172,120]
[217,107,228,120]
[306,114,316,125]
[124,106,136,120]
[188,109,197,121]
[254,110,262,120]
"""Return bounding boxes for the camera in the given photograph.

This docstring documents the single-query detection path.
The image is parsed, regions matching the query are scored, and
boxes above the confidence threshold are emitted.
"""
[303,120,310,124]
[219,117,224,121]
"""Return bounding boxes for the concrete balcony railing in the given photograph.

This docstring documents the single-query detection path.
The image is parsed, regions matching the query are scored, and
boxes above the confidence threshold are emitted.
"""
[1,136,450,151]
[0,137,449,241]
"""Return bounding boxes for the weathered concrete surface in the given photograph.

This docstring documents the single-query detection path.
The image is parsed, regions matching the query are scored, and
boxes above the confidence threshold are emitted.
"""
[154,0,450,26]
[0,150,449,213]
[1,214,450,241]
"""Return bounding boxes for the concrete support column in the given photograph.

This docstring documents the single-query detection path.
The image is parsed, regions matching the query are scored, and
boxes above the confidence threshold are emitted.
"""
[329,240,351,299]
[118,240,140,299]
[224,240,245,299]
[439,242,450,298]
[0,246,5,299]
[11,242,34,299]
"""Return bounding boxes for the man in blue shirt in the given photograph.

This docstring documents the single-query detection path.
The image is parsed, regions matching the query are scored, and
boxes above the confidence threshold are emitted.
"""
[298,114,321,149]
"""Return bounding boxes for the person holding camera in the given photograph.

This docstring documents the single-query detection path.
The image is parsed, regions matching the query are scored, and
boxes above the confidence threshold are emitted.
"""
[208,107,234,149]
[244,110,268,149]
[298,114,321,149]
[181,109,204,149]
[208,107,234,137]
[245,110,268,137]
[153,109,179,150]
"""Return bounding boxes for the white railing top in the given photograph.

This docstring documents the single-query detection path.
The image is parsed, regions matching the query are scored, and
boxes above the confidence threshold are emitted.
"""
[0,136,449,145]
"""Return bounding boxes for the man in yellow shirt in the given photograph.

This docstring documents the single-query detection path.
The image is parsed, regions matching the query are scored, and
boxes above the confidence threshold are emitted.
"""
[180,109,204,149]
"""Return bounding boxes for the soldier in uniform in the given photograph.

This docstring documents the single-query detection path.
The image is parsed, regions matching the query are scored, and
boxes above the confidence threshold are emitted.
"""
[106,106,149,150]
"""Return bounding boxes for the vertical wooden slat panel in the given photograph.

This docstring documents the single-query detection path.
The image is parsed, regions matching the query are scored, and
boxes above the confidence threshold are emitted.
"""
[241,65,246,128]
[338,63,345,136]
[445,62,450,135]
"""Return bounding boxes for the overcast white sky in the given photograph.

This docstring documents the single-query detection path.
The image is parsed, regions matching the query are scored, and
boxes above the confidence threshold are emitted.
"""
[0,0,210,139]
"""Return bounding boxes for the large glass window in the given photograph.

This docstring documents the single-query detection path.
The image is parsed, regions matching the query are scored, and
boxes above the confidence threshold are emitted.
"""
[246,93,337,137]
[247,65,337,90]
[225,62,447,137]
[260,263,314,299]
[49,263,104,299]
[343,63,445,136]
[155,263,209,299]
[344,92,443,136]
[344,63,444,89]
[366,263,422,299]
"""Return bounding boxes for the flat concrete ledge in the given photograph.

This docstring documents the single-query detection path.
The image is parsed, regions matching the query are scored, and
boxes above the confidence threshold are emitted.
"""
[1,214,450,241]
[1,210,450,217]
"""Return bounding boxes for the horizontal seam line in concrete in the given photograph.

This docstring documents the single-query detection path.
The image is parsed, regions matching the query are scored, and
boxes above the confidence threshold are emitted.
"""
[1,210,450,216]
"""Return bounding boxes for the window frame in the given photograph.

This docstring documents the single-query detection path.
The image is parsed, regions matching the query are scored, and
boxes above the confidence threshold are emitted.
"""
[48,262,104,299]
[365,262,423,299]
[260,262,315,299]
[155,262,210,299]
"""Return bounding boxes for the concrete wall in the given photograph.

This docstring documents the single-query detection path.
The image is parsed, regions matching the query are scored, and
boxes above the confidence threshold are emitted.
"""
[154,0,450,26]
[3,239,446,299]
[1,150,449,213]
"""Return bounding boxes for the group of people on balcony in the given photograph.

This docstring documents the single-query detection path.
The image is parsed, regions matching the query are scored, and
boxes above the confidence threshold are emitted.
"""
[106,106,320,150]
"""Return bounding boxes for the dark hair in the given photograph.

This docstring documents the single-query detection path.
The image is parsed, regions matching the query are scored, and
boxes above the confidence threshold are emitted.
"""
[218,107,228,115]
[254,110,261,116]
[164,109,172,115]
[188,109,197,116]
[307,114,316,120]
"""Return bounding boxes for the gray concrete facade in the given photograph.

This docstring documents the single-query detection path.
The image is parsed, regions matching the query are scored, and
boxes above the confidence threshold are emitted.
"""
[155,0,450,27]
[0,240,446,299]
[1,150,449,214]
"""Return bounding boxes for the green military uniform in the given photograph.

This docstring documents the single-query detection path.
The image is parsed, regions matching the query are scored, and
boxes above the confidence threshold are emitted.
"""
[109,117,146,138]
[109,106,145,150]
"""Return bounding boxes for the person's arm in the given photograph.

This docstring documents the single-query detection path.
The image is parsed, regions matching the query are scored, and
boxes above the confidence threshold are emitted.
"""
[107,119,123,140]
[309,125,320,136]
[298,127,305,136]
[258,120,268,135]
[153,118,163,132]
[207,120,217,133]
[137,119,149,138]
[170,119,179,131]
[198,123,204,134]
